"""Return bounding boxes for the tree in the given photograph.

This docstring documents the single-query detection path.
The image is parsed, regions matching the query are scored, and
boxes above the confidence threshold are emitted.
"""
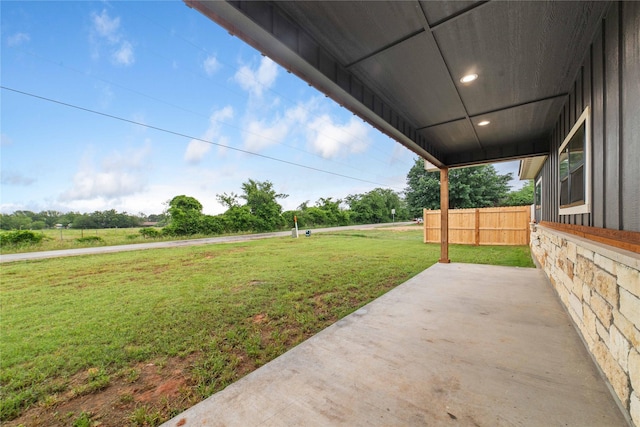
[405,158,512,216]
[502,180,534,206]
[30,221,46,230]
[164,195,205,235]
[0,213,32,230]
[146,213,167,225]
[300,207,328,227]
[40,210,63,228]
[346,188,406,224]
[68,210,141,229]
[405,163,441,217]
[239,179,288,232]
[283,197,350,229]
[216,192,241,209]
[59,212,80,228]
[71,214,99,229]
[314,197,350,226]
[8,212,34,230]
[201,214,227,234]
[223,206,254,232]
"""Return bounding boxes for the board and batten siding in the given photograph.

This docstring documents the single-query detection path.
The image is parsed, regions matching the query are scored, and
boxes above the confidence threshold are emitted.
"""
[537,1,640,232]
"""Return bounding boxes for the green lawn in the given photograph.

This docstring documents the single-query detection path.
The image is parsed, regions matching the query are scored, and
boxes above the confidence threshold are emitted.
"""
[0,229,534,425]
[1,227,177,254]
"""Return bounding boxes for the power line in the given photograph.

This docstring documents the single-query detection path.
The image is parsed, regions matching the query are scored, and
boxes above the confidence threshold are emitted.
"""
[15,48,374,178]
[9,2,413,178]
[135,8,413,168]
[2,85,404,191]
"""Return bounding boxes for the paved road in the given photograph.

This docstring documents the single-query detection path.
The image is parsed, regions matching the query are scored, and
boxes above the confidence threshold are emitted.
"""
[0,222,414,263]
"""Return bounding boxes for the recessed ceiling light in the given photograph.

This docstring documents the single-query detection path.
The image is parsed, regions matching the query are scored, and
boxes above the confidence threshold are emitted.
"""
[460,73,478,83]
[477,120,490,126]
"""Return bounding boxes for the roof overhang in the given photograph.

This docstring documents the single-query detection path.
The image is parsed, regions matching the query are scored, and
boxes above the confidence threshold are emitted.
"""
[519,156,548,180]
[184,1,608,169]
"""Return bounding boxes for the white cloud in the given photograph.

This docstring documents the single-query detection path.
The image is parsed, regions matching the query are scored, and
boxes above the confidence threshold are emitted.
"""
[234,57,278,97]
[90,9,134,67]
[60,142,152,201]
[243,117,290,151]
[1,170,36,186]
[0,202,26,214]
[184,106,234,164]
[7,32,30,47]
[307,116,370,158]
[60,183,173,215]
[240,98,318,152]
[112,40,134,66]
[230,89,370,160]
[92,9,120,42]
[285,103,310,123]
[61,170,141,201]
[203,55,220,76]
[102,142,151,171]
[184,141,211,165]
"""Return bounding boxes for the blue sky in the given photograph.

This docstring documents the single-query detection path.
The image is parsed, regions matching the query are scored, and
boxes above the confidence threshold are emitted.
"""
[1,1,522,216]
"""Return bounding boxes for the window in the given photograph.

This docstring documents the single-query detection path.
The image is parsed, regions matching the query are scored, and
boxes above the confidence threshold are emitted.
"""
[535,177,542,222]
[559,107,590,215]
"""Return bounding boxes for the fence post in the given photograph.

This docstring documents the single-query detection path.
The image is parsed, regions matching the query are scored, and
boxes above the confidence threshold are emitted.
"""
[475,208,480,246]
[423,208,427,243]
[525,206,531,245]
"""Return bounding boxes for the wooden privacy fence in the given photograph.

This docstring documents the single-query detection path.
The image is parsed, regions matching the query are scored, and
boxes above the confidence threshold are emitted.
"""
[423,206,530,246]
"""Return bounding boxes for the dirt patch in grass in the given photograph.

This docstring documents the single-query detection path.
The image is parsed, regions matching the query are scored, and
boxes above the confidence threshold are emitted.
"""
[251,313,268,324]
[386,225,422,232]
[7,356,198,427]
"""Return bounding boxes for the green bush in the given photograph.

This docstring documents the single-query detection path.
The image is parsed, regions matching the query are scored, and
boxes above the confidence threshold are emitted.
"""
[75,236,105,245]
[201,215,226,235]
[0,230,45,248]
[139,228,162,239]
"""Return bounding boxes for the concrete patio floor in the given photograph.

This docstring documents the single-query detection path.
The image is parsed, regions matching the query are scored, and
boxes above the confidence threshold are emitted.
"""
[162,263,628,426]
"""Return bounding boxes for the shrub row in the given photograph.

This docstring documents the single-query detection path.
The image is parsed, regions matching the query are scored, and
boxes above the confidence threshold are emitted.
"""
[0,230,45,248]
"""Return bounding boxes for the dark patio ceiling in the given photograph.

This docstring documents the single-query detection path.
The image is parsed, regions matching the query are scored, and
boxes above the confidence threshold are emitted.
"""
[184,1,608,168]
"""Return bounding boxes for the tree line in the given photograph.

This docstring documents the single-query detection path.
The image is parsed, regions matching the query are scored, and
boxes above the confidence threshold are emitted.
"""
[404,159,533,217]
[0,160,533,234]
[159,180,409,237]
[0,210,166,231]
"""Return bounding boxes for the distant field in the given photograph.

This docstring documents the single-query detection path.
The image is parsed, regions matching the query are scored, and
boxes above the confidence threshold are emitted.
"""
[0,228,534,426]
[1,227,206,254]
[39,227,145,241]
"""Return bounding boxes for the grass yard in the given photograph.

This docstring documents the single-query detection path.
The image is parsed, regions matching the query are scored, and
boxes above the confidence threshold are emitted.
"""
[0,228,534,426]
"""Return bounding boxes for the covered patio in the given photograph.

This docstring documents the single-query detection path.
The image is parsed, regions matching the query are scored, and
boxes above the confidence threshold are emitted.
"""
[173,1,639,424]
[163,263,628,426]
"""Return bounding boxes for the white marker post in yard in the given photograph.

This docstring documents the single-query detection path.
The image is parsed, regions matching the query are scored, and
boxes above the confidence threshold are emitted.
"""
[392,208,395,223]
[294,215,299,238]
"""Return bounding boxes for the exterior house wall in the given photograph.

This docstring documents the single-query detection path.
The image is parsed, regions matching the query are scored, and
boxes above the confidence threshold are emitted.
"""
[536,1,640,232]
[530,225,640,426]
[532,3,640,425]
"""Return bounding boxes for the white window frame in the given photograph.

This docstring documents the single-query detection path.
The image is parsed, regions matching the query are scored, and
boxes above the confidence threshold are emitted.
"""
[558,106,591,215]
[535,176,543,222]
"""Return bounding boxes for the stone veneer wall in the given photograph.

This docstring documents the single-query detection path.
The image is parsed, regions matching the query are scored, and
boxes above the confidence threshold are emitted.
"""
[530,224,640,426]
